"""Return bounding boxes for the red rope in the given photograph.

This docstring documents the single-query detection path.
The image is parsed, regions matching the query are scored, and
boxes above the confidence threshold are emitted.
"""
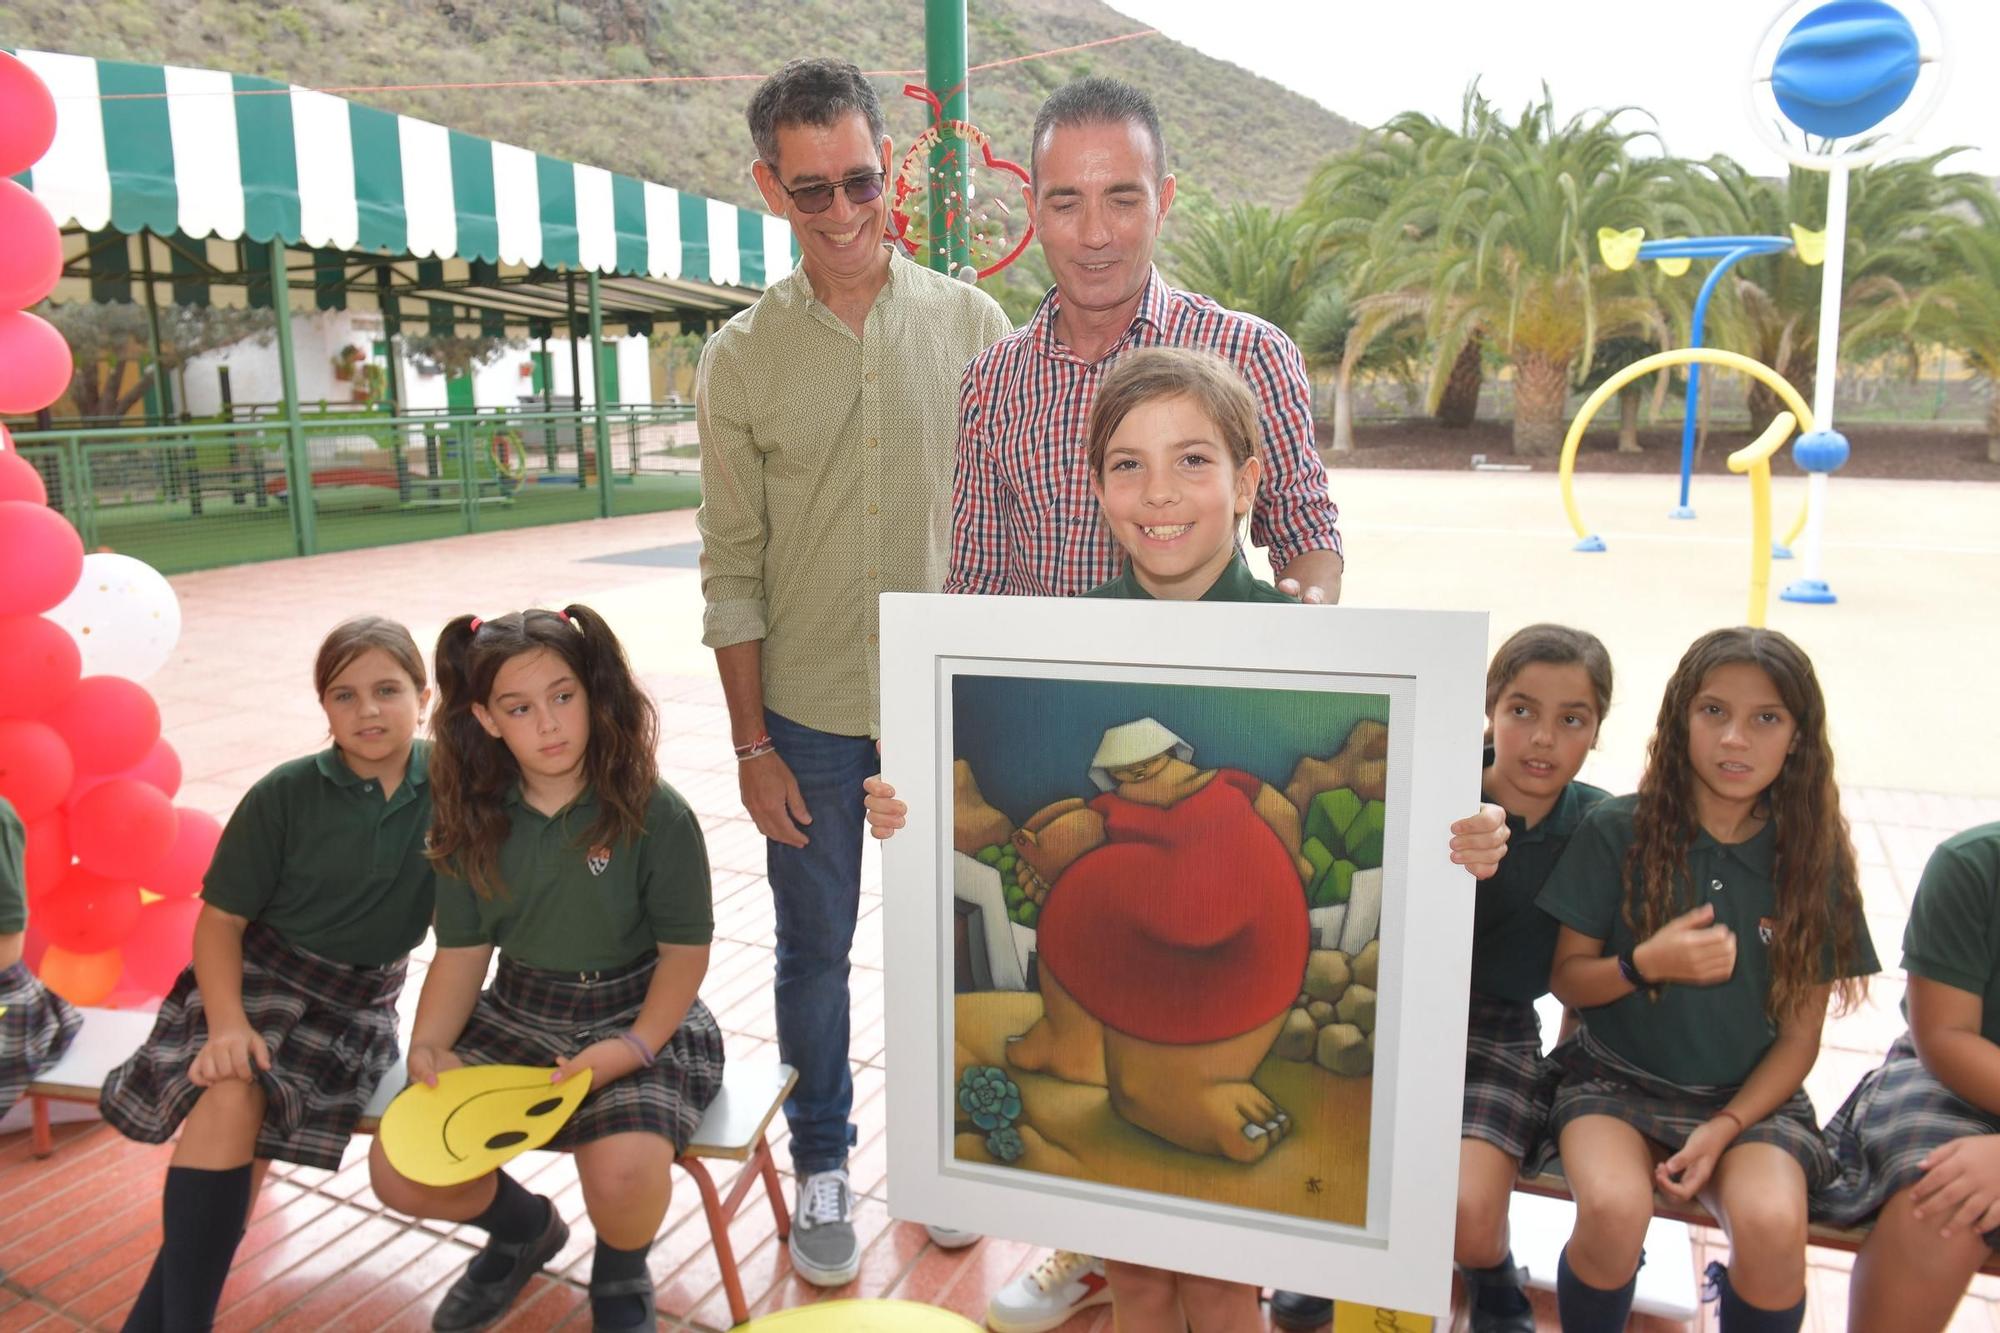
[85,28,1161,100]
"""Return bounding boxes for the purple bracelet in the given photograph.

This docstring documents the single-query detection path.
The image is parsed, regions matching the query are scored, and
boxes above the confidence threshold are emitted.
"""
[617,1030,656,1068]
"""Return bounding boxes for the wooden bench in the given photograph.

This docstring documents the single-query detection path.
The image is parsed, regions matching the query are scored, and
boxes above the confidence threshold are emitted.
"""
[1515,1169,2000,1277]
[20,1008,797,1328]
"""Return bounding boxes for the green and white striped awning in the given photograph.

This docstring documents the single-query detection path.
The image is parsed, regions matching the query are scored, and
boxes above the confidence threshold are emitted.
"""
[10,48,796,291]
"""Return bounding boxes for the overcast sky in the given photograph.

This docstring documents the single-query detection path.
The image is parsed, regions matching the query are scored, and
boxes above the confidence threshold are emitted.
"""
[1109,0,1996,177]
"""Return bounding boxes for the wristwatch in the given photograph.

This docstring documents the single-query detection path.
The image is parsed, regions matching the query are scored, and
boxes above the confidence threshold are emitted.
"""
[1617,945,1648,988]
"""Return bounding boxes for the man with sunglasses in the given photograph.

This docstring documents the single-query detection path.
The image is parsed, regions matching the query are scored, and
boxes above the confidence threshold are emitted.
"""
[696,56,1010,1291]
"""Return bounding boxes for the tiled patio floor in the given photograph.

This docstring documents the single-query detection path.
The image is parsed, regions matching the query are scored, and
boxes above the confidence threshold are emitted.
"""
[6,472,2000,1331]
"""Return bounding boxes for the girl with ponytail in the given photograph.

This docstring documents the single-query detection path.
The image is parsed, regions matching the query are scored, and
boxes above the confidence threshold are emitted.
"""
[104,615,435,1332]
[367,606,723,1333]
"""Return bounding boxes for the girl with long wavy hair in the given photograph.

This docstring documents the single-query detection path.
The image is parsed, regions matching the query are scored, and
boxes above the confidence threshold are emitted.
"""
[1535,627,1877,1333]
[367,606,723,1333]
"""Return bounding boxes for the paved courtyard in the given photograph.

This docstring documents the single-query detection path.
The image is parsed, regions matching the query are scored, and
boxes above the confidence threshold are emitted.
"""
[4,467,1998,1331]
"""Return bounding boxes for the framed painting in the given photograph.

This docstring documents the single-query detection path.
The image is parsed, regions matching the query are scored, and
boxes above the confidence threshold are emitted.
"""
[880,593,1489,1315]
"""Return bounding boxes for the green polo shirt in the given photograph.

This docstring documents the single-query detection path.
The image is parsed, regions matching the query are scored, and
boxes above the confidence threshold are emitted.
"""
[1470,773,1610,1004]
[1537,794,1879,1087]
[432,782,713,972]
[1082,553,1297,604]
[200,744,436,967]
[1903,822,2000,1045]
[0,796,25,935]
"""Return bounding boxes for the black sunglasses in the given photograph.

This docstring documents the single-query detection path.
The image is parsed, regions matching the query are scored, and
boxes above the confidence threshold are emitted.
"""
[775,170,886,215]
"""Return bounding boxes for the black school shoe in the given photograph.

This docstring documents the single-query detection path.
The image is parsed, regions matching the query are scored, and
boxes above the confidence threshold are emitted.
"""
[590,1275,659,1332]
[1269,1290,1334,1330]
[432,1203,571,1332]
[1462,1262,1536,1333]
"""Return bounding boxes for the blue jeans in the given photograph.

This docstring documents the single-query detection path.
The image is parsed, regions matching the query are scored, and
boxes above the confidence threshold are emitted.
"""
[763,709,873,1176]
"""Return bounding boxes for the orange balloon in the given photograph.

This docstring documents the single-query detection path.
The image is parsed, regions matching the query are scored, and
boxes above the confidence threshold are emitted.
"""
[39,943,122,1006]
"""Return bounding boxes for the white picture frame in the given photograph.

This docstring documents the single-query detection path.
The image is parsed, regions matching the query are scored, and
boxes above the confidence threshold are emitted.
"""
[880,593,1488,1315]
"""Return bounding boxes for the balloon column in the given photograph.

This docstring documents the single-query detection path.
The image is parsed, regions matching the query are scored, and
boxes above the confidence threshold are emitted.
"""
[0,52,213,1008]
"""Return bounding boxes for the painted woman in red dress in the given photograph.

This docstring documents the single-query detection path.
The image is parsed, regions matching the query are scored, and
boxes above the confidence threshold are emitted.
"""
[1007,718,1312,1162]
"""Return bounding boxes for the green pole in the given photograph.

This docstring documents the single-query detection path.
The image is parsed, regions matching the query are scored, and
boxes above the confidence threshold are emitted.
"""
[139,236,173,423]
[270,239,316,555]
[588,271,613,518]
[925,0,969,277]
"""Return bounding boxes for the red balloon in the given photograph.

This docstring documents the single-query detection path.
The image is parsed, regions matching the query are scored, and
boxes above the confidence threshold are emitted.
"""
[0,499,83,615]
[0,613,81,718]
[0,180,61,309]
[146,807,222,899]
[0,433,50,504]
[68,737,182,807]
[71,778,178,880]
[121,895,202,996]
[38,943,122,1006]
[41,866,142,953]
[0,717,73,820]
[45,676,160,775]
[0,52,57,178]
[0,310,74,415]
[22,810,70,900]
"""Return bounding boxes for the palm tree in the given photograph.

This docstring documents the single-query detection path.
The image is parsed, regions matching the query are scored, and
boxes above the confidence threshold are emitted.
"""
[1848,209,2000,461]
[1684,151,1994,432]
[1161,202,1329,341]
[1304,105,1487,428]
[1414,89,1686,455]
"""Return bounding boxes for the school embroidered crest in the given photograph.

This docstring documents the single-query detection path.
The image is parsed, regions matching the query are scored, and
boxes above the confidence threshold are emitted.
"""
[1757,916,1776,946]
[587,845,611,877]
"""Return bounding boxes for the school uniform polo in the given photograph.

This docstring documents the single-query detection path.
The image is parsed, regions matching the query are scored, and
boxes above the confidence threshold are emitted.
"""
[1081,553,1298,603]
[432,782,713,973]
[1470,776,1610,1004]
[0,796,26,934]
[1537,793,1879,1088]
[200,743,435,967]
[1904,821,2000,1040]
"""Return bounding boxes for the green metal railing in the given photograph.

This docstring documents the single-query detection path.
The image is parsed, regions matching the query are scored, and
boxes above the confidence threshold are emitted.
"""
[11,404,701,575]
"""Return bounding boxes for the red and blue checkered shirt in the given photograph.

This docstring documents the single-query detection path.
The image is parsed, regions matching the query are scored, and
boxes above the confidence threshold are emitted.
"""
[945,267,1341,597]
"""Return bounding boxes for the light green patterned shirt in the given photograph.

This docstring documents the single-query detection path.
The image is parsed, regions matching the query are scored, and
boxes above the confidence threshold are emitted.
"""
[696,249,1010,737]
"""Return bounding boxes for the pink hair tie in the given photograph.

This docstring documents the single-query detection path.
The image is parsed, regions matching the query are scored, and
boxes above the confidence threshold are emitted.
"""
[468,617,483,632]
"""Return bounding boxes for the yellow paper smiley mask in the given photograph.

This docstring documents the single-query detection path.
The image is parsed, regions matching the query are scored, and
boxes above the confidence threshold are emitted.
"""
[379,1064,592,1186]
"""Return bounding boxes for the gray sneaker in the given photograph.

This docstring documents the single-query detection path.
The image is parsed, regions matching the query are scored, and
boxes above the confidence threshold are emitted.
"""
[789,1167,860,1287]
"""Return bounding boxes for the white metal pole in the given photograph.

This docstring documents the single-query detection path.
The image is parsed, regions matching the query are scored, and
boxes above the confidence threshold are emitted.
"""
[1784,162,1848,604]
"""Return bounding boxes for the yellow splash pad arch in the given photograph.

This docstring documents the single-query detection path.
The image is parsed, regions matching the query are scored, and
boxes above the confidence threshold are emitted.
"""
[1558,348,1812,627]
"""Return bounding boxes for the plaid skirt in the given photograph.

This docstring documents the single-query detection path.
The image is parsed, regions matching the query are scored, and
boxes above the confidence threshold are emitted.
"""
[0,960,84,1120]
[450,953,724,1154]
[1814,1033,2000,1242]
[1546,1028,1834,1186]
[100,923,406,1170]
[1461,991,1555,1162]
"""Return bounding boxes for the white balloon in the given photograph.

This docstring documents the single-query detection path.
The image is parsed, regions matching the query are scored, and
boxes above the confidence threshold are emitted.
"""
[45,553,183,681]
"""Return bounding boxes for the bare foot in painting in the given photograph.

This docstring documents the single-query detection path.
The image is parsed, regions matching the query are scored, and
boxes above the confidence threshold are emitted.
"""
[1005,1014,1107,1086]
[1101,1012,1290,1161]
[1006,972,1107,1086]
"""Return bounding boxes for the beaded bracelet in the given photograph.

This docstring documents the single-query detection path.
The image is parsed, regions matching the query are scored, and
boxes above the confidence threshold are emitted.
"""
[617,1031,656,1068]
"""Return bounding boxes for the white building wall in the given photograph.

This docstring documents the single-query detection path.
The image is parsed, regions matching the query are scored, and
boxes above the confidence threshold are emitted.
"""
[180,317,657,415]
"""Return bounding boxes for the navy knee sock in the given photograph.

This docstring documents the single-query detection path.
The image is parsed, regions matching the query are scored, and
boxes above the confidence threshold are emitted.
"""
[1706,1261,1805,1333]
[1464,1249,1531,1316]
[589,1237,653,1327]
[1556,1247,1636,1332]
[465,1171,548,1281]
[125,1164,253,1332]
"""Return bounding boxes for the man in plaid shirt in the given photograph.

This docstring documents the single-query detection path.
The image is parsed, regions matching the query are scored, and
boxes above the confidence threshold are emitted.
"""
[945,77,1344,606]
[953,76,1345,1333]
